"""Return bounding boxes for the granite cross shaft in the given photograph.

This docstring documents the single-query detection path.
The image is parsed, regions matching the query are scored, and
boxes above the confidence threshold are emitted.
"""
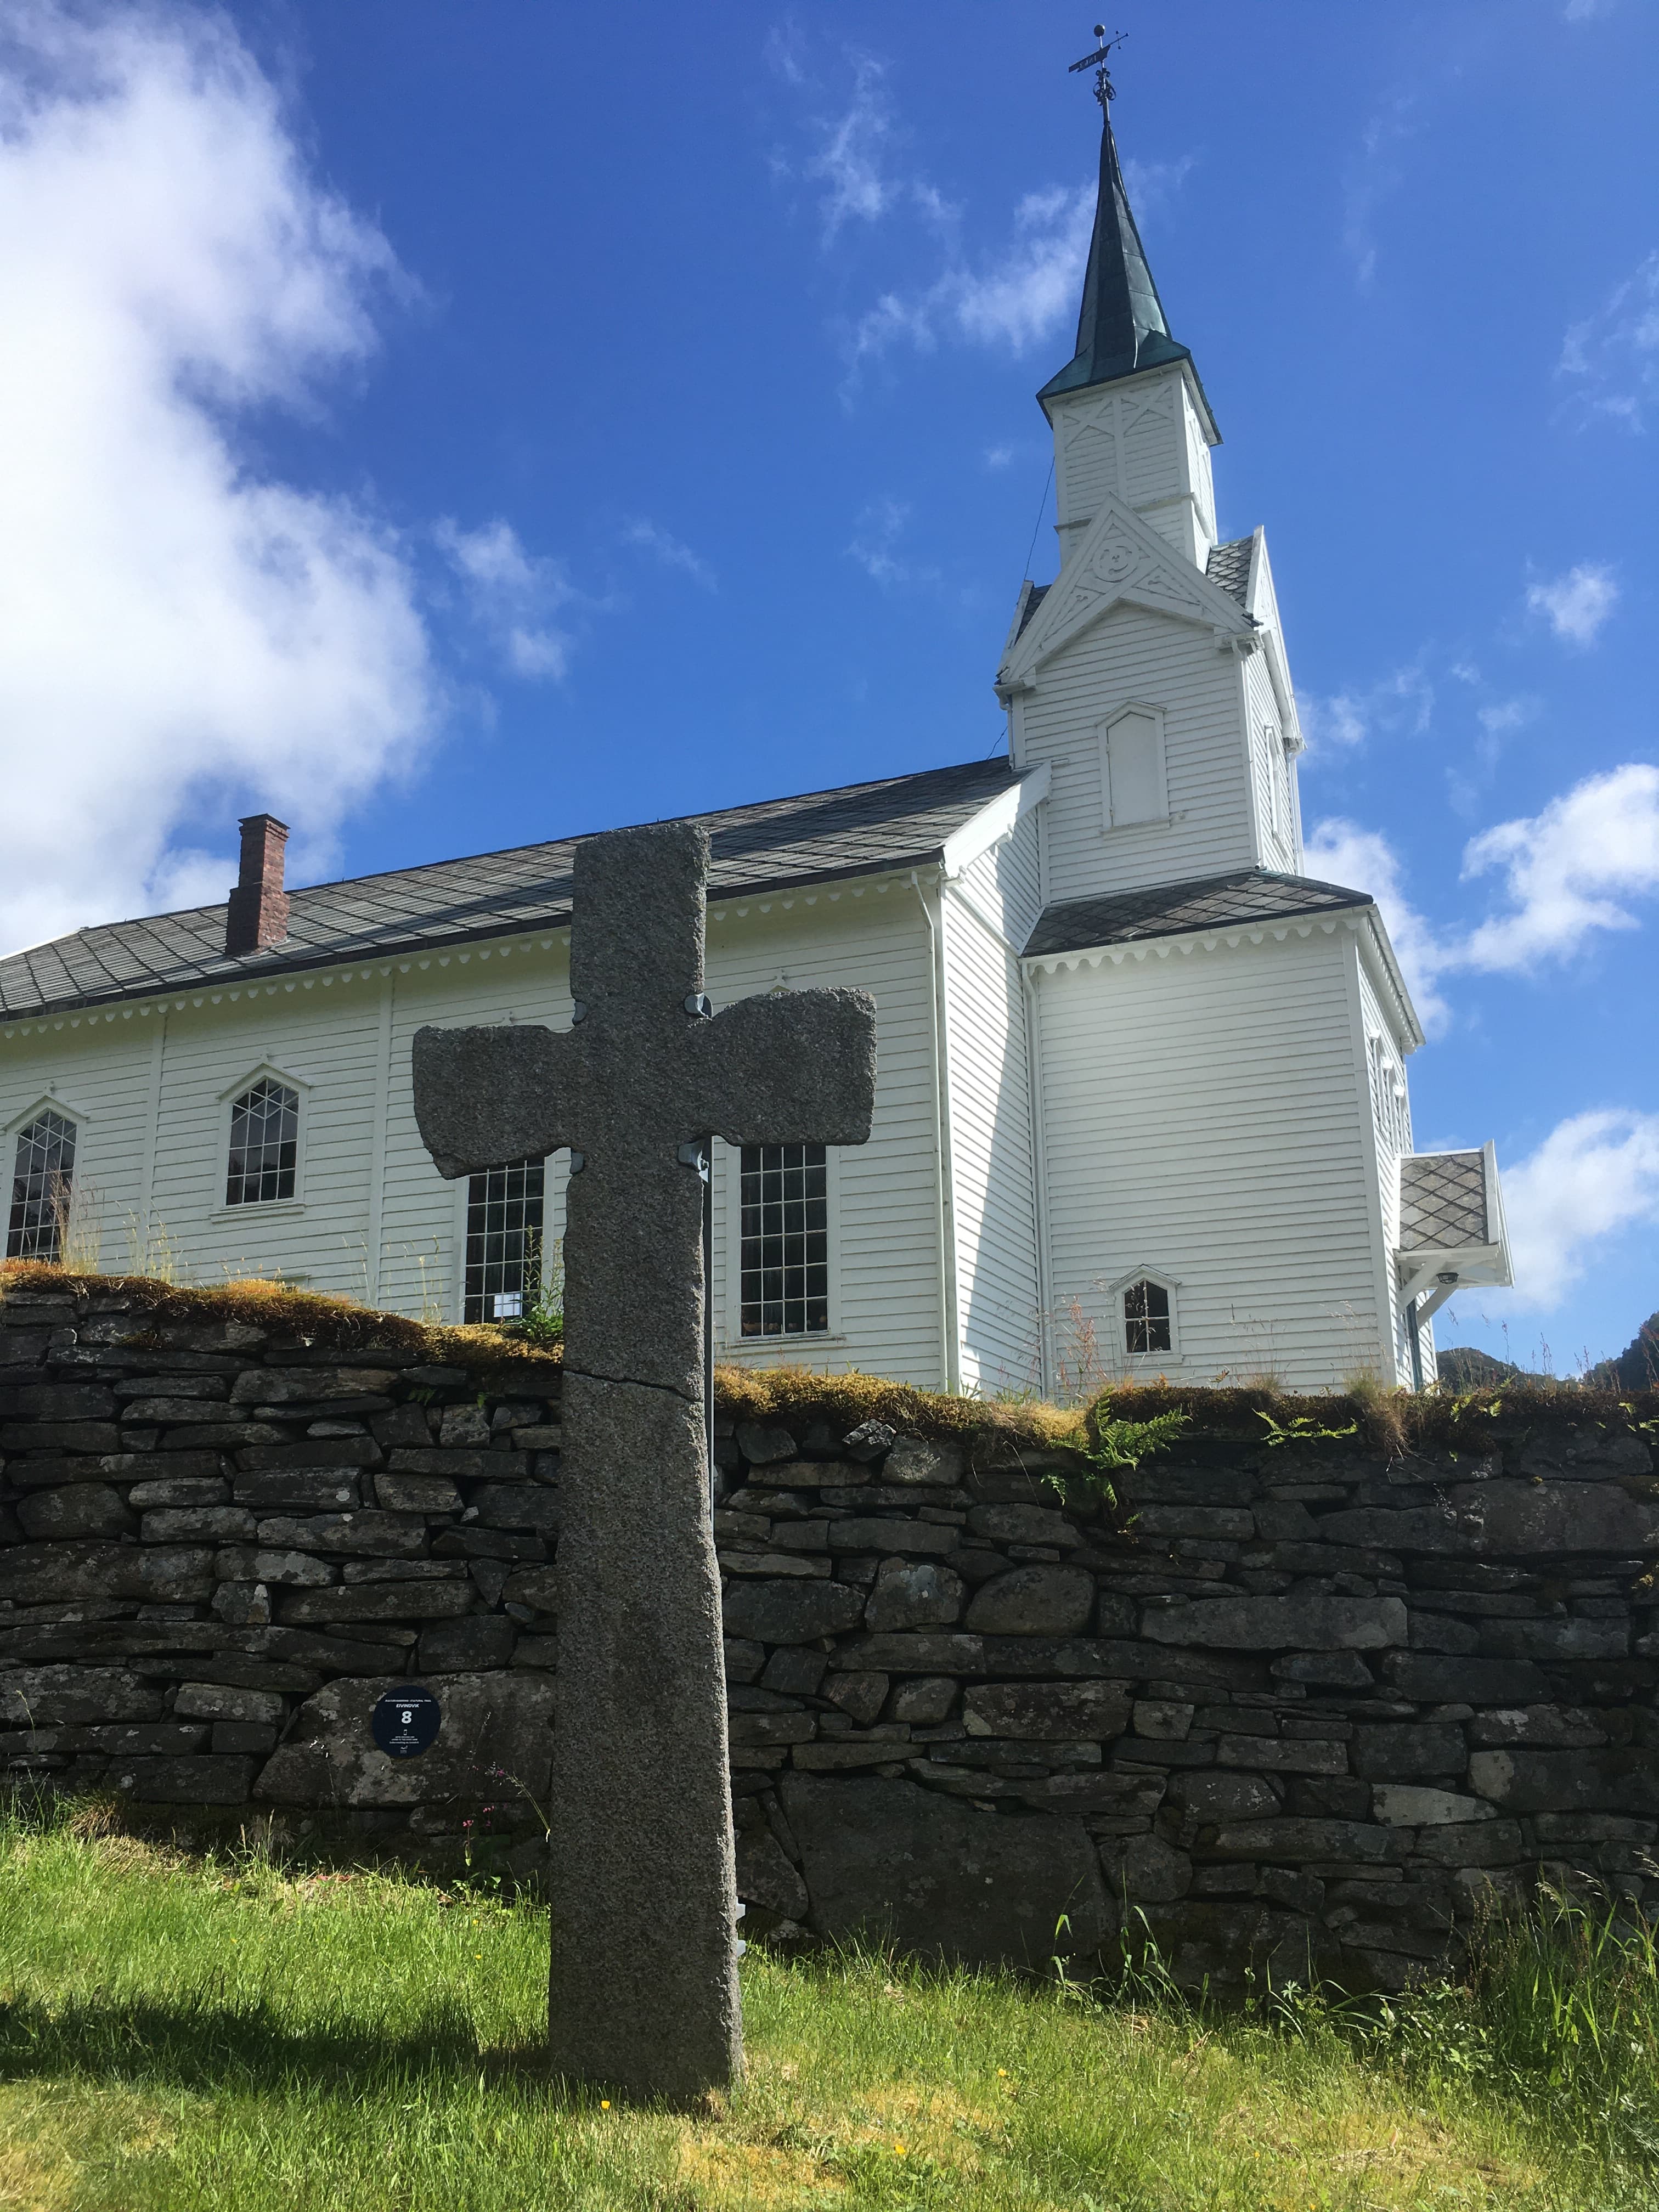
[410,820,877,2101]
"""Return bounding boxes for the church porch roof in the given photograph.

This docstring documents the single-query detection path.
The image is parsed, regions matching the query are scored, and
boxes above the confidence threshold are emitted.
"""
[1023,867,1372,959]
[0,758,1020,1023]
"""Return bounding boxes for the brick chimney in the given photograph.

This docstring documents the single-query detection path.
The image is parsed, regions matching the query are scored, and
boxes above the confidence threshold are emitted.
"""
[224,814,291,956]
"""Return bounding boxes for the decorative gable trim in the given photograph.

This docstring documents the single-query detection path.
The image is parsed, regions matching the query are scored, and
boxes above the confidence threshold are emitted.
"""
[217,1060,313,1107]
[996,489,1255,697]
[3,1089,92,1139]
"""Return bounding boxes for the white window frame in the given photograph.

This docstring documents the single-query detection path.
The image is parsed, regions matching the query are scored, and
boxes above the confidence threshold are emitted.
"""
[1105,1263,1183,1367]
[4,1091,92,1262]
[1365,1032,1411,1160]
[719,1138,844,1351]
[1098,701,1170,832]
[1260,721,1281,840]
[212,1063,312,1221]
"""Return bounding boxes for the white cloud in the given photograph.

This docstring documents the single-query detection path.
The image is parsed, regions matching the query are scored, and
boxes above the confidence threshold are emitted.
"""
[1526,562,1619,645]
[1459,763,1659,970]
[622,518,716,591]
[950,184,1096,353]
[1299,663,1434,754]
[436,518,577,681]
[0,2,438,958]
[1476,698,1531,738]
[1564,0,1617,21]
[809,55,893,236]
[1498,1109,1659,1307]
[1302,817,1453,1032]
[1559,250,1659,427]
[1342,90,1423,289]
[1120,154,1195,216]
[798,53,950,245]
[1307,763,1659,1031]
[844,181,1094,380]
[982,444,1015,471]
[846,496,935,590]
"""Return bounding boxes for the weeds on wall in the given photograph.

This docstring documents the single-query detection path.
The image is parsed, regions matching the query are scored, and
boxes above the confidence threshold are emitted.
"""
[503,1234,564,1350]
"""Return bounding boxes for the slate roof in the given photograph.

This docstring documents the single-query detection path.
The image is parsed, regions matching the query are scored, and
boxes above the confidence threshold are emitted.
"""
[1037,114,1200,410]
[1205,537,1254,610]
[1398,1152,1489,1250]
[1016,582,1051,637]
[1024,867,1372,958]
[0,758,1020,1022]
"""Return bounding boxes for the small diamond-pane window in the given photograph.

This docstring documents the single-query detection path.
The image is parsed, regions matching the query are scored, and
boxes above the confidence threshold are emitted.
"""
[1124,1278,1172,1355]
[226,1079,299,1205]
[465,1158,545,1324]
[7,1109,77,1260]
[741,1143,828,1338]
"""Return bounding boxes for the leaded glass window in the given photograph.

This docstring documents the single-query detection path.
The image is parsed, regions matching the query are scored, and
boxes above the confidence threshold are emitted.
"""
[740,1143,828,1338]
[1124,1278,1172,1356]
[7,1109,76,1260]
[465,1158,544,1323]
[226,1078,299,1205]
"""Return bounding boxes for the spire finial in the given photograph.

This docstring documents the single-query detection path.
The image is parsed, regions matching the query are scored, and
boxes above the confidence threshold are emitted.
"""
[1066,23,1126,114]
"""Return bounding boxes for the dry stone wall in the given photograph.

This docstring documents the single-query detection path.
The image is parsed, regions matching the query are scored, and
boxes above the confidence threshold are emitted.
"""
[3,1276,1658,1993]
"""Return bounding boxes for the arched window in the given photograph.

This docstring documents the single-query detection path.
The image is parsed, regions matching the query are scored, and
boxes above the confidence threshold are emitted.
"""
[226,1078,299,1205]
[7,1109,77,1260]
[1124,1278,1172,1356]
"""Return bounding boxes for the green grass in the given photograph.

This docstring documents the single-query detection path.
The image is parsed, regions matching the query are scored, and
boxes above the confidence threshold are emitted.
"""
[0,1804,1653,2209]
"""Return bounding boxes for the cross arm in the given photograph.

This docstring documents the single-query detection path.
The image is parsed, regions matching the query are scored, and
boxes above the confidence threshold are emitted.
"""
[687,986,877,1147]
[411,1023,585,1180]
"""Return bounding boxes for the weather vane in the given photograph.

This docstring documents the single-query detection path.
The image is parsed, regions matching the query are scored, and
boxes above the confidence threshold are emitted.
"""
[1068,23,1126,111]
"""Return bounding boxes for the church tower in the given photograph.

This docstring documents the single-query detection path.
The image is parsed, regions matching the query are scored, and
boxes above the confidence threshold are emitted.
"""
[996,51,1308,902]
[1037,95,1220,570]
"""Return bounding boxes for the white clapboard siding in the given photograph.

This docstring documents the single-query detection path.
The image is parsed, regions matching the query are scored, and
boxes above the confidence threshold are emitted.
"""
[1,1013,162,1273]
[376,938,573,1321]
[955,808,1042,950]
[706,884,945,1388]
[1049,371,1213,568]
[1240,651,1296,876]
[1032,924,1389,1392]
[150,980,386,1295]
[1,896,946,1378]
[1355,956,1423,1386]
[940,888,1040,1394]
[1019,600,1256,906]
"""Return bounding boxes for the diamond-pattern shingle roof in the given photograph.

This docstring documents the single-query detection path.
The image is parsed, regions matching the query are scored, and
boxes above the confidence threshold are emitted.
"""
[0,758,1019,1022]
[1399,1152,1489,1250]
[1023,867,1371,959]
[1205,537,1254,610]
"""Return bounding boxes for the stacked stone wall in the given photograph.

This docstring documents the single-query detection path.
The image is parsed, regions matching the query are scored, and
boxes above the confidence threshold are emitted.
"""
[2,1275,1657,1992]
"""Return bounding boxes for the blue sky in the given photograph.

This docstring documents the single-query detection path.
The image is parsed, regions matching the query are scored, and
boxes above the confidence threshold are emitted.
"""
[0,1,1654,1371]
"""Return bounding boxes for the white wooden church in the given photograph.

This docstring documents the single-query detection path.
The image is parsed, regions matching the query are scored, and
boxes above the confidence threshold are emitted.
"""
[0,93,1510,1396]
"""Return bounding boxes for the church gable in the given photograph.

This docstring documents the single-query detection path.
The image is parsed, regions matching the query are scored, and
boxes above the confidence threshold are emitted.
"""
[996,490,1252,698]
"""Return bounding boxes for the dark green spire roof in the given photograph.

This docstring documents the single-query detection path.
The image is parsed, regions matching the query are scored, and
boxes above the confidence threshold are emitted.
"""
[1037,112,1212,426]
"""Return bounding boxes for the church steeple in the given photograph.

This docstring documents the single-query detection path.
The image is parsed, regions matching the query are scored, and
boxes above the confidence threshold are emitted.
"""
[1036,107,1195,408]
[1035,33,1220,568]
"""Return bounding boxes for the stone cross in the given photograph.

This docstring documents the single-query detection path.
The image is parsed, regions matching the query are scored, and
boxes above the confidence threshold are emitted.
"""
[410,821,877,2101]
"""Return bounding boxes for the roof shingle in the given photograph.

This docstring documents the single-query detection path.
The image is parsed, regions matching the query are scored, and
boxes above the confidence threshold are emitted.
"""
[1205,536,1254,610]
[1,758,1018,1022]
[1023,867,1371,958]
[1399,1152,1489,1250]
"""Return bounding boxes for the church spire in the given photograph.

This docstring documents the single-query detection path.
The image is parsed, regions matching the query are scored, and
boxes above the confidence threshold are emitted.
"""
[1037,32,1205,415]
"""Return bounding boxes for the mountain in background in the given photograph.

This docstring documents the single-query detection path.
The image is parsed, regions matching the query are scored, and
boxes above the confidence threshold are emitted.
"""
[1434,1310,1658,1393]
[1435,1346,1531,1390]
[1588,1312,1659,1392]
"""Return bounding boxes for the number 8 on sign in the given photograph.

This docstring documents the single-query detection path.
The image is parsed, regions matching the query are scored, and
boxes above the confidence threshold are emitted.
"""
[371,1684,442,1759]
